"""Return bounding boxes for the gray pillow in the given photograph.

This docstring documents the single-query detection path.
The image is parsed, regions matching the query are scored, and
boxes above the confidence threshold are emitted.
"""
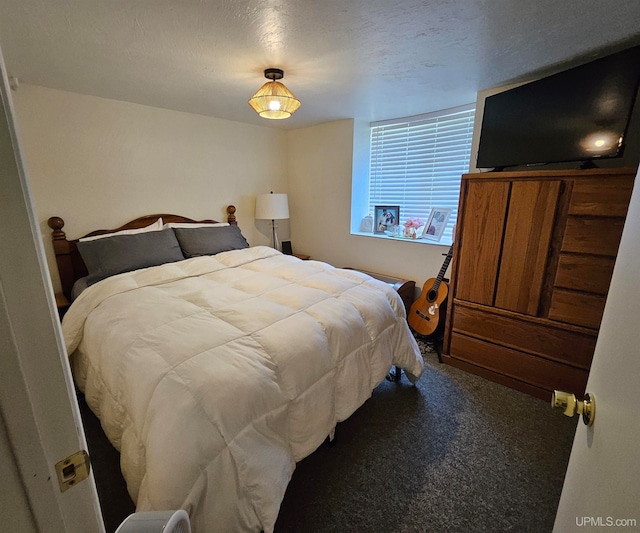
[173,225,250,258]
[71,276,90,300]
[77,228,185,285]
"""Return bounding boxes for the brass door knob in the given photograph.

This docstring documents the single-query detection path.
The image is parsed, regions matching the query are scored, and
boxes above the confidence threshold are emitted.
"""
[551,390,596,426]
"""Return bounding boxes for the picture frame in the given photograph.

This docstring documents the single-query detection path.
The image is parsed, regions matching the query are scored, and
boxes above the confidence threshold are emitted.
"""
[374,205,400,234]
[422,207,451,241]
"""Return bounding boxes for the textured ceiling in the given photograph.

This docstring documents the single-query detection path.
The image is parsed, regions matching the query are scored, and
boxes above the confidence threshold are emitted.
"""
[1,0,640,130]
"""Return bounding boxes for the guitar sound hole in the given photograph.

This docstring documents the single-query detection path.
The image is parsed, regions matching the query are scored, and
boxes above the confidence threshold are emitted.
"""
[427,290,438,301]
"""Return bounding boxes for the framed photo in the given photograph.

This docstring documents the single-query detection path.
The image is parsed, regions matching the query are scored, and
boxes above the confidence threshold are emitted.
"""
[422,208,451,241]
[374,205,400,234]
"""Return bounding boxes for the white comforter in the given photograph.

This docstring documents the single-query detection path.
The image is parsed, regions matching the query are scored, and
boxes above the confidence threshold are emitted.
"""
[63,246,424,532]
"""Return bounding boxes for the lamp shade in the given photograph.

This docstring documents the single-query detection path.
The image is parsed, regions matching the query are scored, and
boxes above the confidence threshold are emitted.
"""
[255,193,289,220]
[248,81,301,119]
[248,68,301,120]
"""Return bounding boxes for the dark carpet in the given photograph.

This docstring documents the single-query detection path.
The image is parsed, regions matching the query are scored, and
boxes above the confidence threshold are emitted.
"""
[275,339,576,532]
[81,338,576,533]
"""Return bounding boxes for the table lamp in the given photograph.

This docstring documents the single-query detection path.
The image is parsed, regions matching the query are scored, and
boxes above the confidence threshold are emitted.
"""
[255,192,289,251]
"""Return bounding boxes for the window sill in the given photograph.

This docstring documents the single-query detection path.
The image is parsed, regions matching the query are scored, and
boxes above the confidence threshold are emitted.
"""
[350,231,452,247]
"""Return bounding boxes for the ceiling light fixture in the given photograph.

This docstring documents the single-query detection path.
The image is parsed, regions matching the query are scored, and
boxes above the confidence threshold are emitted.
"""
[248,68,301,119]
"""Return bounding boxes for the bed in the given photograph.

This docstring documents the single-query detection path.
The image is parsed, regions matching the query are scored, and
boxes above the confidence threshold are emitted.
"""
[48,207,424,533]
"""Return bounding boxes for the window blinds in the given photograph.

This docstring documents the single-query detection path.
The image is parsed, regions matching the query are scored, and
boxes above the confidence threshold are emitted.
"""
[368,104,475,244]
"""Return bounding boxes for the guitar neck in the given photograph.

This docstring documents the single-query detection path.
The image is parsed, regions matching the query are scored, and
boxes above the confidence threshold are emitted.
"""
[431,245,454,290]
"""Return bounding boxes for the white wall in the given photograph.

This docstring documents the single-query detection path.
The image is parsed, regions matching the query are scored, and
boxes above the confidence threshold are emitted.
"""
[12,85,288,292]
[14,85,463,294]
[287,119,452,291]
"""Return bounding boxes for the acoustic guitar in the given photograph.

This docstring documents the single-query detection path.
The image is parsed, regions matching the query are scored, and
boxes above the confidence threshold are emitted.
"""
[408,244,454,338]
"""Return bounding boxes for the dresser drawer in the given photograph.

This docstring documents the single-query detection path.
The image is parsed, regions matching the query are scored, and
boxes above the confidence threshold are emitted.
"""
[448,332,589,395]
[554,254,615,295]
[450,302,596,369]
[548,289,607,330]
[561,216,625,256]
[569,177,634,217]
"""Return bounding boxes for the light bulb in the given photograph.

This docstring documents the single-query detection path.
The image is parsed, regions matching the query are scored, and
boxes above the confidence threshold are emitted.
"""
[269,100,281,111]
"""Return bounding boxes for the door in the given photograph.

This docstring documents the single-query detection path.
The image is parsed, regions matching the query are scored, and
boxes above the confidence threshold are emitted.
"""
[454,179,510,305]
[553,165,640,531]
[455,177,563,313]
[0,46,104,531]
[495,180,561,315]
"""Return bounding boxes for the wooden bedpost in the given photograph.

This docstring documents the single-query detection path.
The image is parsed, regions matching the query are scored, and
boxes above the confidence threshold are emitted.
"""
[48,216,77,300]
[48,216,66,240]
[227,205,237,225]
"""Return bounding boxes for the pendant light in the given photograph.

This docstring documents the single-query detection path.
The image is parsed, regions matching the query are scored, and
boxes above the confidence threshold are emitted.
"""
[248,68,301,119]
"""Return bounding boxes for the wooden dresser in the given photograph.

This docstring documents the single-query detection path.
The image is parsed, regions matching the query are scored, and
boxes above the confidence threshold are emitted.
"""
[443,167,636,400]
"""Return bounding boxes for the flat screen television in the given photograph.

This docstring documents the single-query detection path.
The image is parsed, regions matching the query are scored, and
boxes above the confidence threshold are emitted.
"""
[476,45,640,170]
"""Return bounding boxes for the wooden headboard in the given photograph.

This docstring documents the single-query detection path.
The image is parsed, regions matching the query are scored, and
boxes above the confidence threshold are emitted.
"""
[48,205,237,300]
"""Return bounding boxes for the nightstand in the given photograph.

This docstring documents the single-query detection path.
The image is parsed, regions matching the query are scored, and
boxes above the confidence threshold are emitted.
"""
[55,293,70,319]
[292,253,310,260]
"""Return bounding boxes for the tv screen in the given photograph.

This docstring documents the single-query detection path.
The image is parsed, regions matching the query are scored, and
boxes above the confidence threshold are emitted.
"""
[477,45,640,170]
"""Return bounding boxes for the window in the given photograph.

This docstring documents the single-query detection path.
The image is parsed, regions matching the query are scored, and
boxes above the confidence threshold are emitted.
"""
[366,104,475,245]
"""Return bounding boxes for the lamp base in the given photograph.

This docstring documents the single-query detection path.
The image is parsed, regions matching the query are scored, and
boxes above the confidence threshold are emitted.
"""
[271,220,280,251]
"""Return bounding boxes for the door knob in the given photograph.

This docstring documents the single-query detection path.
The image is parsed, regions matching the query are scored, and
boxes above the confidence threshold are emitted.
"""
[551,390,596,426]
